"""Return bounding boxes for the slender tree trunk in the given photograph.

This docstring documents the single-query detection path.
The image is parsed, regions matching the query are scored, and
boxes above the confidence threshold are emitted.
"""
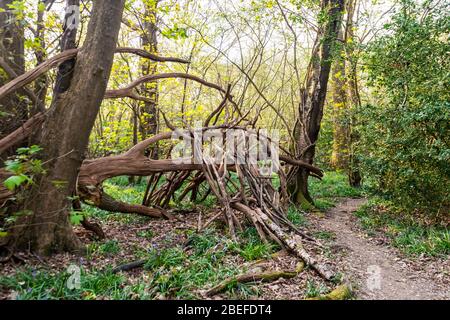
[6,0,125,255]
[140,0,159,159]
[287,0,345,207]
[330,27,350,170]
[0,0,26,158]
[53,0,79,97]
[344,0,362,187]
[330,0,361,187]
[33,1,48,114]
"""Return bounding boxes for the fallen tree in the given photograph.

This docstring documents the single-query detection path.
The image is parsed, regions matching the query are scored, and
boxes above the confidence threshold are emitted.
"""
[0,43,333,280]
[204,262,305,296]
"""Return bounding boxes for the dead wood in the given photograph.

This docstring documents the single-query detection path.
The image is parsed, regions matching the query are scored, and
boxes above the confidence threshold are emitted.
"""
[0,59,333,280]
[0,113,45,154]
[204,262,305,296]
[72,199,106,239]
[0,48,187,101]
[112,259,146,273]
[80,218,106,240]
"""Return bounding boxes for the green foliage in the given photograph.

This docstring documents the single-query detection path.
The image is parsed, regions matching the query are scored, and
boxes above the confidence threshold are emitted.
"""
[87,240,122,258]
[144,247,187,270]
[142,239,241,299]
[287,206,308,226]
[310,171,364,199]
[3,145,43,191]
[355,198,449,257]
[306,171,365,211]
[4,175,30,191]
[0,268,125,300]
[237,242,274,261]
[136,229,154,239]
[162,25,188,39]
[304,280,327,298]
[98,240,122,256]
[69,211,84,225]
[313,231,335,241]
[233,227,278,261]
[358,0,450,214]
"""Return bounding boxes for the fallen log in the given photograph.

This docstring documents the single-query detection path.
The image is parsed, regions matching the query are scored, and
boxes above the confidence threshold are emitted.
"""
[204,262,305,296]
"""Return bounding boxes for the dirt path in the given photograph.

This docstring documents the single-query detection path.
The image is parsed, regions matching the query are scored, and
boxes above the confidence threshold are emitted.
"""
[318,198,449,300]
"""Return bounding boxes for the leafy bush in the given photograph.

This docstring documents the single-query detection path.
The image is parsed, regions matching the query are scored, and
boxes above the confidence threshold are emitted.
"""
[358,0,450,215]
[355,198,449,257]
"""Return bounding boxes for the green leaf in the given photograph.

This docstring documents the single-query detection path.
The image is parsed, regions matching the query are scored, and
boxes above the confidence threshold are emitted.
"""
[4,160,22,174]
[16,147,30,155]
[28,145,42,155]
[3,174,28,191]
[70,212,84,225]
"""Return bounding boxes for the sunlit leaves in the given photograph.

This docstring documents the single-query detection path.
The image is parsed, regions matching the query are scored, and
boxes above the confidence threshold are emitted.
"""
[357,0,450,213]
[4,174,30,191]
[161,25,188,40]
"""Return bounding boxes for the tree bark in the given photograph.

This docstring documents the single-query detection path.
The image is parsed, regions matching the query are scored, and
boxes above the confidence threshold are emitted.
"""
[33,1,48,115]
[52,0,79,96]
[330,27,350,170]
[140,0,159,158]
[344,0,362,187]
[0,0,26,158]
[288,0,345,206]
[6,0,125,255]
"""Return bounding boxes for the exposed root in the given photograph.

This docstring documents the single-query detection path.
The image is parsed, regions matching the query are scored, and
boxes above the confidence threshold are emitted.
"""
[80,218,106,240]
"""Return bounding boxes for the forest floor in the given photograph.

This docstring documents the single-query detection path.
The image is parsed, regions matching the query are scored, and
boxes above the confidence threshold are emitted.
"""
[0,173,448,300]
[307,198,449,300]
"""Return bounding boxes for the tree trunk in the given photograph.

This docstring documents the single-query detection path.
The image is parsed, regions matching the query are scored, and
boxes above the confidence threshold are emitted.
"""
[33,1,48,114]
[6,0,125,255]
[0,0,26,158]
[330,27,350,170]
[140,0,159,158]
[52,0,79,97]
[344,0,362,187]
[288,0,345,207]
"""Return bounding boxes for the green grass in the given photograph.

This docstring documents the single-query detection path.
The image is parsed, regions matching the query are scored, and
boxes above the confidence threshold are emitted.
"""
[302,171,366,212]
[86,240,121,259]
[136,229,154,239]
[231,227,279,262]
[287,206,308,226]
[142,231,243,299]
[0,268,126,300]
[310,171,364,199]
[355,198,450,257]
[314,231,336,241]
[304,280,327,298]
[0,229,251,300]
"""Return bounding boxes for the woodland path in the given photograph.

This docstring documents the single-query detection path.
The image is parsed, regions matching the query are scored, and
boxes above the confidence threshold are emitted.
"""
[317,198,449,300]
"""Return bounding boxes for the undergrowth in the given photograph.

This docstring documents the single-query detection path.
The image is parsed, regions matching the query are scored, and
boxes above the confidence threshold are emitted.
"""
[355,198,449,257]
